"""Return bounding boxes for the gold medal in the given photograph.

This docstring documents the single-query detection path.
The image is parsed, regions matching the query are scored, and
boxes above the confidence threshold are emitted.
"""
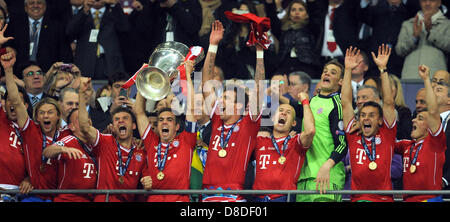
[119,176,124,184]
[157,171,165,181]
[368,161,377,170]
[410,165,416,174]
[218,149,227,158]
[278,156,286,164]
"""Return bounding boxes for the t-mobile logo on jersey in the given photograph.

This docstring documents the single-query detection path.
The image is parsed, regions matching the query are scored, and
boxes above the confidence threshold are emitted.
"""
[258,154,271,169]
[355,148,379,165]
[9,131,21,149]
[83,163,95,178]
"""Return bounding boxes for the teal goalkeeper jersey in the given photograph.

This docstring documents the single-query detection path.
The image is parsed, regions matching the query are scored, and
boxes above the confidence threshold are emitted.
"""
[299,92,347,186]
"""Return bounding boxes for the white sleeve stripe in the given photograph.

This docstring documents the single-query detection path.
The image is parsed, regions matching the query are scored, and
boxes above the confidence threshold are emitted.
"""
[345,117,355,133]
[428,122,443,137]
[142,122,152,140]
[21,117,31,132]
[93,130,100,147]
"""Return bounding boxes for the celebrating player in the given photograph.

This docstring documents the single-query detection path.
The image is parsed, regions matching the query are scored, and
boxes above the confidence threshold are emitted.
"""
[42,107,97,202]
[78,78,151,202]
[135,60,198,202]
[394,65,446,202]
[200,20,265,202]
[3,48,69,201]
[252,92,315,202]
[341,45,397,202]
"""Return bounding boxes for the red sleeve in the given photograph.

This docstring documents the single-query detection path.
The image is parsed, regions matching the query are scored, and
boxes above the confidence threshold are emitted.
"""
[427,123,446,153]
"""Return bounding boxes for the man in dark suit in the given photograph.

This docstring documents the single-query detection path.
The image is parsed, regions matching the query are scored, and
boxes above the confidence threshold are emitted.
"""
[66,0,129,80]
[6,0,73,74]
[308,0,361,66]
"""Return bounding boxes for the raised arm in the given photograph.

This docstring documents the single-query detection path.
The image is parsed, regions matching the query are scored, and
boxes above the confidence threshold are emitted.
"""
[135,91,151,138]
[42,144,83,160]
[418,65,440,133]
[78,78,99,145]
[298,92,315,148]
[2,48,28,128]
[253,44,265,117]
[202,20,223,95]
[184,60,196,123]
[372,44,395,125]
[342,46,361,128]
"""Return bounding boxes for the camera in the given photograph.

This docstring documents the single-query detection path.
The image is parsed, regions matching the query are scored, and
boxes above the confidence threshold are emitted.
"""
[59,63,73,73]
[119,88,128,99]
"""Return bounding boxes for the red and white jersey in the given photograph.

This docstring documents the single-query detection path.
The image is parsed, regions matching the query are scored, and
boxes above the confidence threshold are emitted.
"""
[202,105,261,193]
[142,122,197,202]
[395,123,446,202]
[253,134,308,199]
[345,117,397,202]
[53,135,97,202]
[21,117,69,191]
[93,130,148,202]
[0,104,26,187]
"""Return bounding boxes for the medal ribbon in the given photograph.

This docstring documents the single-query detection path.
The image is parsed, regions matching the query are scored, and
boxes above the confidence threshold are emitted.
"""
[41,130,60,163]
[409,143,423,166]
[76,137,97,168]
[156,141,170,172]
[116,140,136,176]
[361,135,376,162]
[220,117,242,149]
[270,135,291,157]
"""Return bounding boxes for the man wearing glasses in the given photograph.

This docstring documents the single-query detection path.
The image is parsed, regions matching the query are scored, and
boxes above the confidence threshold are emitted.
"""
[19,61,49,109]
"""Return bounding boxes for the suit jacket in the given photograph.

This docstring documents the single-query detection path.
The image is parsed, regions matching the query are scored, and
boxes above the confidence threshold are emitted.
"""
[66,4,129,79]
[6,15,73,74]
[308,0,361,55]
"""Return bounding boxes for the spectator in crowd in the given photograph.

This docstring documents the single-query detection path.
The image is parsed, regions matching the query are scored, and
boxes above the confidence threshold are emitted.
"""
[146,0,201,54]
[395,0,450,79]
[77,78,151,202]
[413,87,426,118]
[308,0,361,67]
[389,74,412,140]
[58,87,79,128]
[66,0,129,80]
[395,64,446,202]
[341,45,397,202]
[220,0,263,80]
[356,0,412,78]
[5,0,72,74]
[266,0,321,79]
[296,59,347,202]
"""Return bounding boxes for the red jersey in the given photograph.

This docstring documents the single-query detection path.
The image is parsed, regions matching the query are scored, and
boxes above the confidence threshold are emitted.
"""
[93,130,148,202]
[253,134,308,199]
[202,105,261,201]
[142,122,197,202]
[395,124,446,202]
[345,117,397,202]
[0,104,26,188]
[53,135,98,202]
[21,117,69,191]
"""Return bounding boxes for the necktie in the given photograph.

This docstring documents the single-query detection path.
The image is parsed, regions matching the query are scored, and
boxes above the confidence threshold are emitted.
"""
[327,7,337,52]
[31,96,39,107]
[94,10,101,57]
[30,20,39,61]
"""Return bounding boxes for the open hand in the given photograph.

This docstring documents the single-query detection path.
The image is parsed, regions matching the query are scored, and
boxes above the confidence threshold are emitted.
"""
[371,44,391,71]
[210,20,224,46]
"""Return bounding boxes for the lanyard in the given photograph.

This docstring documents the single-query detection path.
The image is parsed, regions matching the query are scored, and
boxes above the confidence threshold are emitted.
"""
[116,140,135,176]
[157,141,170,172]
[409,143,423,165]
[270,135,291,157]
[42,130,59,163]
[361,135,376,162]
[76,137,97,168]
[220,117,242,149]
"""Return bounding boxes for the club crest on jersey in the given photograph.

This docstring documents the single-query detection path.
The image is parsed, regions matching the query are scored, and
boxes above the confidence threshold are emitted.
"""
[317,107,323,114]
[55,141,65,146]
[233,125,240,132]
[173,140,179,147]
[357,136,381,145]
[135,153,143,162]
